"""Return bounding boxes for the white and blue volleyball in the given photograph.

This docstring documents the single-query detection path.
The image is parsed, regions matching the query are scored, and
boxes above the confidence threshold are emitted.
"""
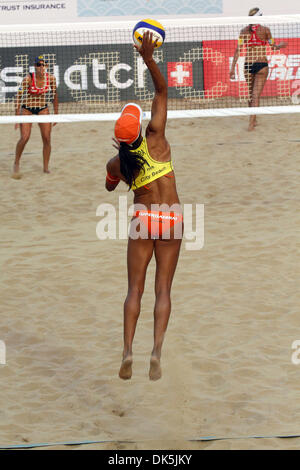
[132,19,165,49]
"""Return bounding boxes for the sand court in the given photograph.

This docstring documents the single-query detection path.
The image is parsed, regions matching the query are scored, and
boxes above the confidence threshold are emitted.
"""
[0,114,300,450]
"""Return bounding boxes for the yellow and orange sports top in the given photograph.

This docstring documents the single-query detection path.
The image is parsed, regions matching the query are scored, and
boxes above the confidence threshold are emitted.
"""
[130,137,173,190]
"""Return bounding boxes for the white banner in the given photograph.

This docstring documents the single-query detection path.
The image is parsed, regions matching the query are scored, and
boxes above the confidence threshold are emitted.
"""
[0,0,77,24]
[0,0,300,24]
[76,0,300,20]
[77,0,223,18]
[223,0,300,16]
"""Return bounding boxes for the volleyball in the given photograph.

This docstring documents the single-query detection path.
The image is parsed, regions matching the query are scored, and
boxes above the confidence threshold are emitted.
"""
[132,19,165,49]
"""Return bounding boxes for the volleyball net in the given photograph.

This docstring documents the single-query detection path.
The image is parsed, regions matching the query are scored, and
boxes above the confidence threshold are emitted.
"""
[0,15,300,123]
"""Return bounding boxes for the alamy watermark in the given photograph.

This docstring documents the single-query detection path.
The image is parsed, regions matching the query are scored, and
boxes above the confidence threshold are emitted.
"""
[0,80,5,104]
[291,340,300,365]
[291,80,300,105]
[0,340,6,365]
[96,197,204,250]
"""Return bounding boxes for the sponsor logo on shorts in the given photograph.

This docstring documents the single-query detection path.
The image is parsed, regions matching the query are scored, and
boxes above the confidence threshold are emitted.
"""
[0,80,5,103]
[96,196,204,250]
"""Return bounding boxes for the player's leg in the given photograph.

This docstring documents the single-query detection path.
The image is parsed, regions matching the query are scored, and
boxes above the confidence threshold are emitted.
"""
[119,236,154,379]
[150,236,182,380]
[245,70,257,131]
[249,66,269,131]
[38,108,52,173]
[251,66,269,107]
[14,108,32,173]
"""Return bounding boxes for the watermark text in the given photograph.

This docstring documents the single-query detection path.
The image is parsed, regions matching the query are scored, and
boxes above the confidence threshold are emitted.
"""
[0,340,6,365]
[96,197,204,250]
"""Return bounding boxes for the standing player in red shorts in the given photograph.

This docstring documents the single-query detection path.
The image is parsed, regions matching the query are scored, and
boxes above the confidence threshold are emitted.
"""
[230,8,287,131]
[13,55,58,176]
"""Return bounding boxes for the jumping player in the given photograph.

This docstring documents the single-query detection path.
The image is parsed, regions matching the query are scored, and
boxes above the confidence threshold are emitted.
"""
[105,32,183,381]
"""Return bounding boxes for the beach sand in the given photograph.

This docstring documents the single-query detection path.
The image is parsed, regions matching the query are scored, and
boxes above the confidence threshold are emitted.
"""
[0,114,299,450]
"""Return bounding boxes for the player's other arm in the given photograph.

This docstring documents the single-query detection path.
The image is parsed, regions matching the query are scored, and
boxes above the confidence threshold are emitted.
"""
[266,28,287,50]
[230,32,247,79]
[15,76,30,115]
[105,158,121,191]
[50,75,59,114]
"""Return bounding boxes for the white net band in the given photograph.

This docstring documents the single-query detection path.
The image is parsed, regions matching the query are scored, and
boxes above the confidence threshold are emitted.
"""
[2,105,300,124]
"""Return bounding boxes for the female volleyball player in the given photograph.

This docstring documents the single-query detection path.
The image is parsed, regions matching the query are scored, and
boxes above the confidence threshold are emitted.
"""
[230,7,287,131]
[105,32,183,381]
[13,55,58,175]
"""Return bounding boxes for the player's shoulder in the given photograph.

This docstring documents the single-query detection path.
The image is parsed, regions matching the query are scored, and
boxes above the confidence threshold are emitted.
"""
[106,155,120,173]
[257,24,271,38]
[240,26,251,35]
[263,26,272,34]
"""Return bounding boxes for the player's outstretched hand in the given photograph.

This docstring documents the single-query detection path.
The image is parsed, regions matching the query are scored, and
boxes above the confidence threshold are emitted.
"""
[278,41,288,49]
[134,31,158,62]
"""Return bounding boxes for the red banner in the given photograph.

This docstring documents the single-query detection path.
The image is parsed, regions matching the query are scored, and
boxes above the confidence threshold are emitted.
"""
[203,38,300,100]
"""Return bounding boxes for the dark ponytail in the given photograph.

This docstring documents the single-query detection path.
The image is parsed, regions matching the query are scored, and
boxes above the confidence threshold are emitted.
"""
[119,142,149,189]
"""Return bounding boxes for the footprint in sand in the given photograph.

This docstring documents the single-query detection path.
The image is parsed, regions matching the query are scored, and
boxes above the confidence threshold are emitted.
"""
[11,172,22,180]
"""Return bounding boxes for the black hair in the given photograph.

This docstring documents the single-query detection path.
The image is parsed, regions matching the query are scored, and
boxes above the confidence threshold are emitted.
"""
[118,140,149,189]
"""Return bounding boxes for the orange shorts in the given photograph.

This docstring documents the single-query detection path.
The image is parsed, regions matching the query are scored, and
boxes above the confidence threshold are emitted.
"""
[133,210,183,239]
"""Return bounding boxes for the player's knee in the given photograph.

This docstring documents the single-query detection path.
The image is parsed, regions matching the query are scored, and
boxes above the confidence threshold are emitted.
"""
[128,285,144,299]
[42,135,51,146]
[250,94,259,105]
[21,135,30,145]
[155,285,171,298]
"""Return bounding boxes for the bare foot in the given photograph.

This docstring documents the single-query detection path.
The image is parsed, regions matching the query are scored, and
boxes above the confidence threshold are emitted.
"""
[43,169,51,174]
[248,116,256,132]
[149,356,162,381]
[11,163,22,179]
[119,356,132,380]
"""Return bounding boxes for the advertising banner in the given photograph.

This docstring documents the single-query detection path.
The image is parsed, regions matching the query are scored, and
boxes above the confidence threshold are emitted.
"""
[0,42,204,106]
[77,0,223,17]
[203,38,300,100]
[222,0,300,16]
[77,0,300,19]
[0,0,299,24]
[0,0,77,24]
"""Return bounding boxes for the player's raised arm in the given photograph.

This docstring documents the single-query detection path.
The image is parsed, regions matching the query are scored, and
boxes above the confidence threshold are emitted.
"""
[134,31,167,136]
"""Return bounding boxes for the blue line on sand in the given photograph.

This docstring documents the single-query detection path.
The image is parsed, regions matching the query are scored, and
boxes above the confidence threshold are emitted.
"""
[1,434,300,449]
